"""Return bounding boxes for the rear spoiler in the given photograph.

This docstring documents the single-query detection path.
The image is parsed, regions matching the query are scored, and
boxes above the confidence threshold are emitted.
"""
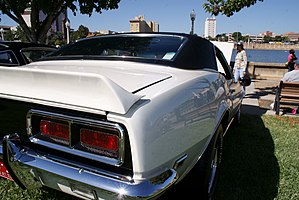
[0,67,143,114]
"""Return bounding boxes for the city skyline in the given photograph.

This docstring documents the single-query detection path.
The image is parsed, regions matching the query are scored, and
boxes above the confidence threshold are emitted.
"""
[1,0,298,36]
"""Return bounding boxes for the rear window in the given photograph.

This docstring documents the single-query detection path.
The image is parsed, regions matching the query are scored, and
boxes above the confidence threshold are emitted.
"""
[47,35,186,61]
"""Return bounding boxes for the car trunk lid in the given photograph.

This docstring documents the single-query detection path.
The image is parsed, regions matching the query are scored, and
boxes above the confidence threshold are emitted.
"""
[0,61,172,114]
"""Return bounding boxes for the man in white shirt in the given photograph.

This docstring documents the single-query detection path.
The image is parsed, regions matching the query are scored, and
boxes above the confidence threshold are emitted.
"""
[281,62,299,114]
[282,62,299,82]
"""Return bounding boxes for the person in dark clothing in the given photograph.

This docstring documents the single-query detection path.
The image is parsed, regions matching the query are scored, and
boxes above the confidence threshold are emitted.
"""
[287,49,297,71]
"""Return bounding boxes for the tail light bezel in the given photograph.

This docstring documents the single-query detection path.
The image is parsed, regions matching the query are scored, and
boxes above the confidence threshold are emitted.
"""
[26,109,125,166]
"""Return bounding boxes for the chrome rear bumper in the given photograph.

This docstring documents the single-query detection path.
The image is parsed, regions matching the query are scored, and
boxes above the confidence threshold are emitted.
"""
[1,134,178,199]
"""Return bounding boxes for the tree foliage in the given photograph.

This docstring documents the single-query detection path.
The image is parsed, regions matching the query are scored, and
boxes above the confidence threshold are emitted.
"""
[69,24,89,43]
[47,24,89,46]
[215,33,228,41]
[77,25,89,39]
[232,32,242,42]
[203,0,264,16]
[14,26,28,42]
[3,29,14,41]
[0,0,120,43]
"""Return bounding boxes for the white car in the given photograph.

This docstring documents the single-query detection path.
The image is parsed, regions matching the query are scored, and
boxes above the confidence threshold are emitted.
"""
[0,33,244,199]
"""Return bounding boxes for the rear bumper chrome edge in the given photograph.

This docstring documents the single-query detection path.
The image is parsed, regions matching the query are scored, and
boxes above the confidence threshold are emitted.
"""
[2,134,178,199]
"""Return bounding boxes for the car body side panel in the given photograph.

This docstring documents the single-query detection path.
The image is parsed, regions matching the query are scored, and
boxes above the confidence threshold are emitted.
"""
[107,71,227,181]
[227,79,244,117]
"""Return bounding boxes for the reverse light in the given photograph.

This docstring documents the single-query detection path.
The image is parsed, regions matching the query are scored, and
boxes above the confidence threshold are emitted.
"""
[40,120,70,145]
[80,128,119,157]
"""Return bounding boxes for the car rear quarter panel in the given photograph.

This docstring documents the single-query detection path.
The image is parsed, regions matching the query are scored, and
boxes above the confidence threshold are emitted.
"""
[107,70,229,181]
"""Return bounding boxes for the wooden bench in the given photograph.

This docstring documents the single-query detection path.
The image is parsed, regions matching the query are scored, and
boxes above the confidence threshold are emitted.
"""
[274,80,299,115]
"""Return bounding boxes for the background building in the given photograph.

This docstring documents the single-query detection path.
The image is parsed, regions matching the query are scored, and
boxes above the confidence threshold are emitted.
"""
[260,31,273,37]
[87,30,117,37]
[283,32,299,42]
[204,17,216,38]
[21,8,68,39]
[0,25,16,40]
[129,15,159,32]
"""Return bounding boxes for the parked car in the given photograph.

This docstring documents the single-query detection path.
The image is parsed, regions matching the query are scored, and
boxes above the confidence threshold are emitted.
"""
[0,33,245,199]
[0,41,57,66]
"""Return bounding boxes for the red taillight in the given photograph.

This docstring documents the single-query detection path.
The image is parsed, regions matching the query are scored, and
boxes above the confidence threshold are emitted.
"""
[80,128,119,156]
[40,120,70,145]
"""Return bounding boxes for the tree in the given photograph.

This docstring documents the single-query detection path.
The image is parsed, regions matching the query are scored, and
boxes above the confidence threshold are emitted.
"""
[66,24,89,43]
[70,30,78,43]
[232,32,242,42]
[47,31,64,46]
[215,33,228,42]
[263,35,271,43]
[4,29,14,41]
[203,0,264,16]
[14,26,28,42]
[77,25,89,39]
[207,36,217,41]
[0,0,121,44]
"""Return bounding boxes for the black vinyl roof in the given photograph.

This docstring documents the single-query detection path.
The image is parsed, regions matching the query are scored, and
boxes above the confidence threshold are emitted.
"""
[43,32,217,70]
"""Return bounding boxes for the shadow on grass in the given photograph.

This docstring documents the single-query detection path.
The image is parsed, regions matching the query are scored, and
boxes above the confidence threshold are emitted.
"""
[160,113,279,200]
[214,114,280,200]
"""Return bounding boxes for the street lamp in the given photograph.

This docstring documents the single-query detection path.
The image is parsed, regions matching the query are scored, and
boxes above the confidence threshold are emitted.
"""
[65,20,70,44]
[190,9,196,35]
[0,28,4,41]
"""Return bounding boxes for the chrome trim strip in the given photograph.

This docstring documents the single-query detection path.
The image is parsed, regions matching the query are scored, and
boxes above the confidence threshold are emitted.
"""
[224,116,235,137]
[3,134,178,199]
[0,143,3,160]
[31,139,122,167]
[173,154,188,170]
[26,109,125,167]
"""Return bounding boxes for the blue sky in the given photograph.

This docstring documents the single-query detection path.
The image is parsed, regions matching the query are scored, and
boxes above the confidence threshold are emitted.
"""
[1,0,298,36]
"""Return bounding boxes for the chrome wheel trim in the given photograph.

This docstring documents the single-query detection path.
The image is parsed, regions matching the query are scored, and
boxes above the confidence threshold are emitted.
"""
[207,125,223,197]
[208,147,218,194]
[237,108,241,124]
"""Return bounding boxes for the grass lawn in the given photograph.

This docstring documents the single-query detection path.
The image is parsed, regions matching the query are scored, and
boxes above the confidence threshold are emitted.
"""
[0,114,298,199]
[214,114,299,200]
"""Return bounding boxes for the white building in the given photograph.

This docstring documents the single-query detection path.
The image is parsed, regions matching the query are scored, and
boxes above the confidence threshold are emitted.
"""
[204,17,216,38]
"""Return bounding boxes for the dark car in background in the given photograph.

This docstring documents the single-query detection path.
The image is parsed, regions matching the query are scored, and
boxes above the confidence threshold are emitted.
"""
[0,41,57,66]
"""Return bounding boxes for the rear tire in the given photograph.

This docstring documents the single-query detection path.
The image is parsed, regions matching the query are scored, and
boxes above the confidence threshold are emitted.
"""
[158,124,224,200]
[197,124,223,199]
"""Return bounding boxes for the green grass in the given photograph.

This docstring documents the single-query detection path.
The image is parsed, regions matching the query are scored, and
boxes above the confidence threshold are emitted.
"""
[214,114,299,200]
[0,180,76,199]
[0,114,298,199]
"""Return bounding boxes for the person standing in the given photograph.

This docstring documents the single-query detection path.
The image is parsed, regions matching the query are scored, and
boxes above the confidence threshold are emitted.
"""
[287,49,297,72]
[233,41,248,83]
